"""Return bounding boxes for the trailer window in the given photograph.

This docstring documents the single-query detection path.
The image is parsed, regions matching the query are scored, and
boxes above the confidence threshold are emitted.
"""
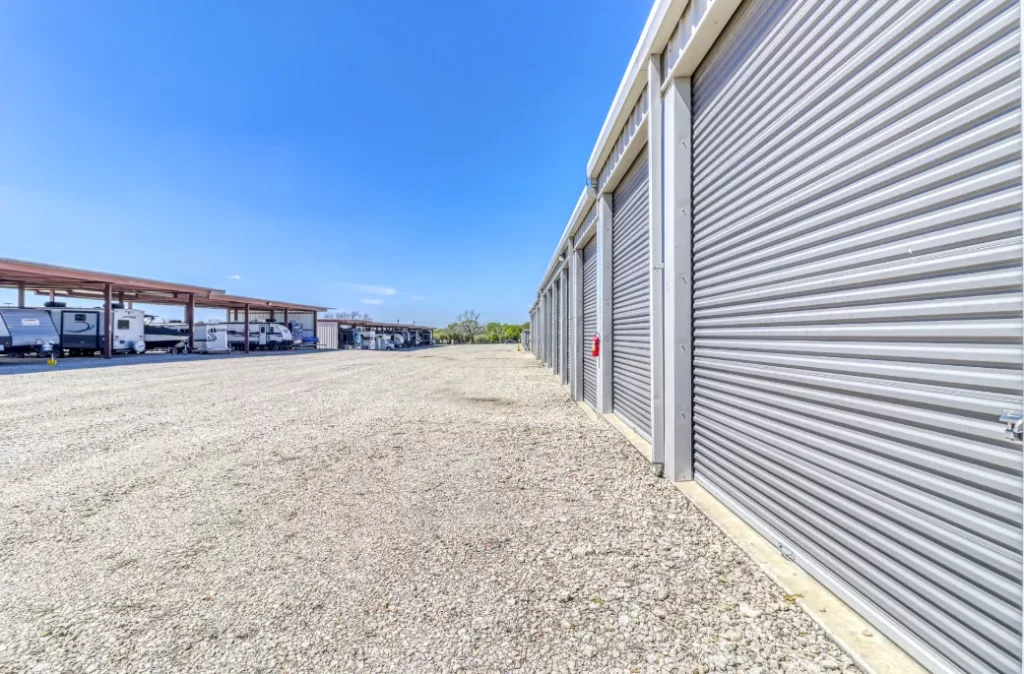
[116,319,130,330]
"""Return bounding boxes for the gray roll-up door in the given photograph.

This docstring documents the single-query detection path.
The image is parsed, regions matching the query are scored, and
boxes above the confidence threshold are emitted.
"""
[611,145,652,439]
[691,2,1022,673]
[563,273,570,385]
[582,238,599,408]
[545,290,552,366]
[557,276,565,374]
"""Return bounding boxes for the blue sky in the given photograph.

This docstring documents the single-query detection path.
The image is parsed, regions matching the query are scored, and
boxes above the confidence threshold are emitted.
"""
[0,1,650,326]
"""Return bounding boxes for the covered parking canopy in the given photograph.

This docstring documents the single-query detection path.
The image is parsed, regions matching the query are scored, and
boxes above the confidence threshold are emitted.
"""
[0,258,327,357]
[218,295,329,352]
[0,257,222,358]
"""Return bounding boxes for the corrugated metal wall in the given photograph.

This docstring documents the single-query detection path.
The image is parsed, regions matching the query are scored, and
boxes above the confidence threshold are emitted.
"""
[316,322,338,350]
[582,238,599,408]
[228,309,316,333]
[691,1,1023,672]
[611,146,653,439]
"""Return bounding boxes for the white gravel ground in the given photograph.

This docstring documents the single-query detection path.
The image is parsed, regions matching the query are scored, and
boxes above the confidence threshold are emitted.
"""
[0,346,859,673]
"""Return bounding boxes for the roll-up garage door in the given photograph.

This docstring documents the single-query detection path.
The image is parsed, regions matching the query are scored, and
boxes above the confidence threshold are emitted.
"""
[691,2,1022,673]
[563,275,570,385]
[582,238,599,408]
[546,289,553,366]
[555,278,562,377]
[611,146,652,439]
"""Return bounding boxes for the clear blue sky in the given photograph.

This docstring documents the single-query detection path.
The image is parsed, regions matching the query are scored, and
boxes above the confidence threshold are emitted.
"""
[0,1,649,326]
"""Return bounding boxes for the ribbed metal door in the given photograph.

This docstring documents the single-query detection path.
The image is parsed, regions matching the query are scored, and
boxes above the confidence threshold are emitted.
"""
[563,274,570,385]
[691,2,1022,673]
[557,276,565,374]
[612,146,652,439]
[582,238,599,408]
[546,289,552,366]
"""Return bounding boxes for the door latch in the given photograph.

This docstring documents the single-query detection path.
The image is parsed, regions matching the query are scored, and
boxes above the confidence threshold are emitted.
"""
[999,410,1023,442]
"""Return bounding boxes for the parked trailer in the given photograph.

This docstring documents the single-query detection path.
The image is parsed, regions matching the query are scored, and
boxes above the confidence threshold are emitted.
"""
[203,322,294,351]
[0,309,61,357]
[192,324,230,354]
[44,305,145,356]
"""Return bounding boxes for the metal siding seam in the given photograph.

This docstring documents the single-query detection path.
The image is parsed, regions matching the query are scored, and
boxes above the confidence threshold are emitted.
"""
[691,0,1023,672]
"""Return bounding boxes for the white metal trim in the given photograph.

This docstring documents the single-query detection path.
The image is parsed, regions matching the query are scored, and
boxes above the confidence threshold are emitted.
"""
[649,53,666,470]
[597,193,615,413]
[664,75,693,482]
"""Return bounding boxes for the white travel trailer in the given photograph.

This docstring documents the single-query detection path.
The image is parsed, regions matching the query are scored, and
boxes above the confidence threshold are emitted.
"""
[44,304,146,356]
[192,324,230,354]
[203,321,294,351]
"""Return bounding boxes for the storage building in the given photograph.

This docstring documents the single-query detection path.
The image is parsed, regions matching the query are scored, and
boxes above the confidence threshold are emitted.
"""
[529,2,1024,673]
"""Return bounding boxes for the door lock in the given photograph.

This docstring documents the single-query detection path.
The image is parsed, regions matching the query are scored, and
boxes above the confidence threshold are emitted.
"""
[999,410,1023,442]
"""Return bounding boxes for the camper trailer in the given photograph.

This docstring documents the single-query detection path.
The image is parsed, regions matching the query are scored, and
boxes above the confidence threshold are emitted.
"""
[192,324,231,354]
[203,321,294,351]
[361,332,395,351]
[44,305,145,356]
[0,309,61,357]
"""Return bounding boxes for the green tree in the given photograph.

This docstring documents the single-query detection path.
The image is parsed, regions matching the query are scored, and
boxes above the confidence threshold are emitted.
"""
[457,310,481,343]
[502,324,523,342]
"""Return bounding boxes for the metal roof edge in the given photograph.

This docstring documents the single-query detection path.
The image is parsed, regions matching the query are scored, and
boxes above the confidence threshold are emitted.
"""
[585,0,688,179]
[536,186,595,295]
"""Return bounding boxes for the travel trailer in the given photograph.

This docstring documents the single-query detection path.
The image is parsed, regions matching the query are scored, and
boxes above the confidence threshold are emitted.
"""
[43,304,145,356]
[192,324,230,354]
[203,321,294,350]
[0,309,61,357]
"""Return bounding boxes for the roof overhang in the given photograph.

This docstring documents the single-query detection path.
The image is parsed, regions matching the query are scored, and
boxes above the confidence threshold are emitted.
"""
[537,0,742,299]
[0,257,220,296]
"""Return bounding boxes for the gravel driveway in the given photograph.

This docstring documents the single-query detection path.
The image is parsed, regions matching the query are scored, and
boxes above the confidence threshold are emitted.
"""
[0,346,858,673]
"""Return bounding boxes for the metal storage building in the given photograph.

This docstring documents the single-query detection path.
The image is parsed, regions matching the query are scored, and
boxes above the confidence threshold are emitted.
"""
[527,1,1024,673]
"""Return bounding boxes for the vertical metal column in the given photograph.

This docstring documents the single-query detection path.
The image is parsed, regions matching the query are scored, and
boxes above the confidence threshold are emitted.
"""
[648,53,666,473]
[16,282,24,308]
[663,76,693,482]
[596,193,614,413]
[571,247,584,399]
[243,303,250,354]
[187,293,195,352]
[311,311,317,350]
[103,283,113,359]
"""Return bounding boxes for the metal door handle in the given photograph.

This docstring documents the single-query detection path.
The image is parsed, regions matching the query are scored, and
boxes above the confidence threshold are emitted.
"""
[999,410,1022,442]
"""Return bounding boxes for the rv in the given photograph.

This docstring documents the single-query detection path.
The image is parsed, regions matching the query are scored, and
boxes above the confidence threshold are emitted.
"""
[192,324,231,354]
[0,309,61,357]
[44,304,146,356]
[203,322,294,351]
[361,332,395,351]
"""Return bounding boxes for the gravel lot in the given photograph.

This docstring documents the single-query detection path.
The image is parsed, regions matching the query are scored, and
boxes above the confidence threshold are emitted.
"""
[0,346,858,673]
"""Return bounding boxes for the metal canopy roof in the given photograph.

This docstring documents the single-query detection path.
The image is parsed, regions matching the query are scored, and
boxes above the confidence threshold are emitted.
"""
[0,257,220,296]
[40,289,328,313]
[1,257,327,312]
[205,294,328,312]
[317,319,434,331]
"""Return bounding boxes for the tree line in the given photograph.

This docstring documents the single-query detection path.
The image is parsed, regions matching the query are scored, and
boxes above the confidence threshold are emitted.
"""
[434,310,528,344]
